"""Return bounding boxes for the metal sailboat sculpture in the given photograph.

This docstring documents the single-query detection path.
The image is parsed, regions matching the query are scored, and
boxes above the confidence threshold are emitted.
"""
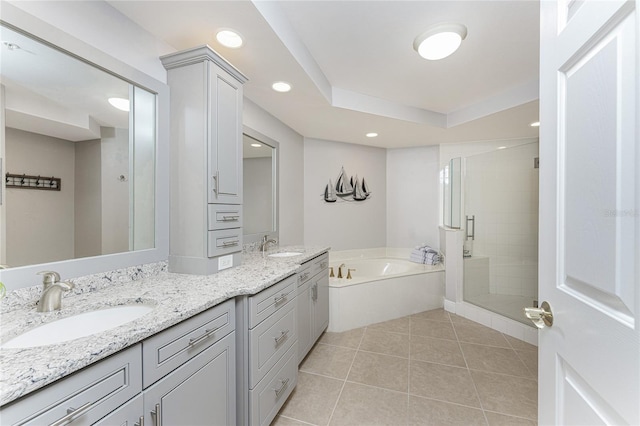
[324,166,371,202]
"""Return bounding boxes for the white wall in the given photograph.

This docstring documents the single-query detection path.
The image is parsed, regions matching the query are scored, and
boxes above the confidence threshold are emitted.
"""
[243,99,304,245]
[386,146,441,249]
[304,138,386,250]
[5,128,75,266]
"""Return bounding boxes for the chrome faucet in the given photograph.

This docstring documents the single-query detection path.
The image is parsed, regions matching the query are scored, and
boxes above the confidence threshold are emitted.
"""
[37,271,74,312]
[260,235,278,253]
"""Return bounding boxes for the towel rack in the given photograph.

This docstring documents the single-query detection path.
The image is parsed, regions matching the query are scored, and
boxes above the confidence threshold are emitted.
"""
[5,173,61,191]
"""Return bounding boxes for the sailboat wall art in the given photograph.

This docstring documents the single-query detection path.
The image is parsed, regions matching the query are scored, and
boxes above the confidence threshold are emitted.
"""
[324,166,371,203]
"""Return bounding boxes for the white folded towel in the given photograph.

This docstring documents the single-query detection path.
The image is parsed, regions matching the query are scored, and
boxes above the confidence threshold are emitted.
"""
[409,245,441,265]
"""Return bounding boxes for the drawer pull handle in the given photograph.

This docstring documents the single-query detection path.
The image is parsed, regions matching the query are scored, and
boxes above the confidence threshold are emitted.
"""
[273,378,290,398]
[274,293,288,305]
[221,240,239,247]
[151,403,161,426]
[189,326,220,347]
[320,261,328,269]
[135,416,145,426]
[299,272,309,282]
[221,215,239,221]
[49,401,93,426]
[274,329,290,346]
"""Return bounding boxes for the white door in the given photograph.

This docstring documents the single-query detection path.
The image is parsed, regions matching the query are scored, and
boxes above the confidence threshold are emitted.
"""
[538,0,639,424]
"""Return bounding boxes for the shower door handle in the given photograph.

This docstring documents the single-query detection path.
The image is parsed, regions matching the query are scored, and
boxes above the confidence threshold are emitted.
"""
[465,215,475,240]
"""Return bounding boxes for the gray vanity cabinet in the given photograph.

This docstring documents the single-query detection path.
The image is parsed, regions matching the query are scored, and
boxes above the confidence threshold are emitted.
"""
[297,253,330,363]
[161,46,248,275]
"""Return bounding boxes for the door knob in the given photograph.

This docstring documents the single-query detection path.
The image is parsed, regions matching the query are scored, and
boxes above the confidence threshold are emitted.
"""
[524,301,553,329]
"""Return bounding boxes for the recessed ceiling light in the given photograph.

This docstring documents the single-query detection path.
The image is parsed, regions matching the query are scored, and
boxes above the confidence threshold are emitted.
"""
[108,97,130,112]
[414,23,468,60]
[366,132,378,138]
[530,121,540,127]
[497,146,507,150]
[250,143,262,148]
[216,29,243,48]
[272,81,292,93]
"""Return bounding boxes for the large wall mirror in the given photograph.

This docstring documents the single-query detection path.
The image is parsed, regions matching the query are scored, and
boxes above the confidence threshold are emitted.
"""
[0,5,168,290]
[243,127,278,245]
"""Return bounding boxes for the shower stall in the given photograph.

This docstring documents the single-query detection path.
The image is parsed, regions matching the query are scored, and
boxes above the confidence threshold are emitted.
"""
[462,141,539,325]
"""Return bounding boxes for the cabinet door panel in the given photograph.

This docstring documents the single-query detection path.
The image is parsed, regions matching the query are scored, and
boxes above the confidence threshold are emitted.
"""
[297,284,313,364]
[208,62,242,205]
[144,332,235,426]
[94,394,143,426]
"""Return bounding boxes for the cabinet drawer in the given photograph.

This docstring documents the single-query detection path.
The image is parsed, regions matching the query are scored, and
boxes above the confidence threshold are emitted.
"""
[1,344,142,426]
[296,263,313,286]
[249,343,298,426]
[94,394,143,426]
[249,298,297,389]
[311,252,329,277]
[249,274,296,328]
[207,229,242,257]
[142,299,234,388]
[208,204,243,230]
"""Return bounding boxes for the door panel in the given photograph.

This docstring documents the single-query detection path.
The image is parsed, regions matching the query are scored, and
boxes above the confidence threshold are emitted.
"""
[539,0,639,424]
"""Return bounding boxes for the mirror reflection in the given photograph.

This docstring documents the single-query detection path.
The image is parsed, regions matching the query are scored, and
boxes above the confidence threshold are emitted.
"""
[1,24,156,268]
[242,132,276,238]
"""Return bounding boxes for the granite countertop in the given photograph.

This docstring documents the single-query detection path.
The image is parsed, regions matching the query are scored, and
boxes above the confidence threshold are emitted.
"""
[0,246,329,406]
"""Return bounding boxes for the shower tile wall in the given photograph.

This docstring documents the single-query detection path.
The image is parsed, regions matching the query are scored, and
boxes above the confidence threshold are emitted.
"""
[465,143,539,298]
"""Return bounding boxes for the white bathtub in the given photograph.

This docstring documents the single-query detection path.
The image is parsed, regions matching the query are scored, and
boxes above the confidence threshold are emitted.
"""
[328,248,445,332]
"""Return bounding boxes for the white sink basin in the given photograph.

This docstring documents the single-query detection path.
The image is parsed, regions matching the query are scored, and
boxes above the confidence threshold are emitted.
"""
[268,252,302,258]
[1,304,155,349]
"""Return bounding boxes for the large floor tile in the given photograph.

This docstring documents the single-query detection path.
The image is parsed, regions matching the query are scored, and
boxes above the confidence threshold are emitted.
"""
[515,349,538,378]
[410,335,466,367]
[318,328,365,349]
[329,382,408,426]
[279,372,344,426]
[347,351,409,392]
[452,322,510,348]
[410,308,451,323]
[471,370,538,421]
[300,343,357,380]
[409,360,481,408]
[367,316,411,334]
[407,396,486,426]
[359,329,410,358]
[410,318,457,340]
[484,411,538,426]
[461,343,534,378]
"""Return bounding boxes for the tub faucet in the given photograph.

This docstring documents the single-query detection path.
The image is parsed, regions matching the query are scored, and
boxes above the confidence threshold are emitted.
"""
[37,271,74,312]
[260,235,278,253]
[337,264,346,278]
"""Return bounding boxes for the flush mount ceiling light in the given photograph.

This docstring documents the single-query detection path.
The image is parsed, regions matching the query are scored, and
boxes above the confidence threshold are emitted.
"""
[250,143,262,148]
[216,29,243,48]
[366,132,378,138]
[108,97,130,112]
[413,23,468,60]
[530,121,540,127]
[272,81,292,93]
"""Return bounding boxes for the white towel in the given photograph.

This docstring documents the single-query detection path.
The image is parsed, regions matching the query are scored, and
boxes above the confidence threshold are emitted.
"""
[409,246,441,265]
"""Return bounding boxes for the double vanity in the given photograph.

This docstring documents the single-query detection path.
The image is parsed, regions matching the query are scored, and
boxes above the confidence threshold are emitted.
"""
[0,247,329,425]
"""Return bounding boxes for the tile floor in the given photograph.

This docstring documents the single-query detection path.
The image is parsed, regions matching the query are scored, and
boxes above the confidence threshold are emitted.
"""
[273,309,538,426]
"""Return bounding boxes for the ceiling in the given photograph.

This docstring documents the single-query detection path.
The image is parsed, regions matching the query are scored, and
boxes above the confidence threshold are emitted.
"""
[109,0,540,149]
